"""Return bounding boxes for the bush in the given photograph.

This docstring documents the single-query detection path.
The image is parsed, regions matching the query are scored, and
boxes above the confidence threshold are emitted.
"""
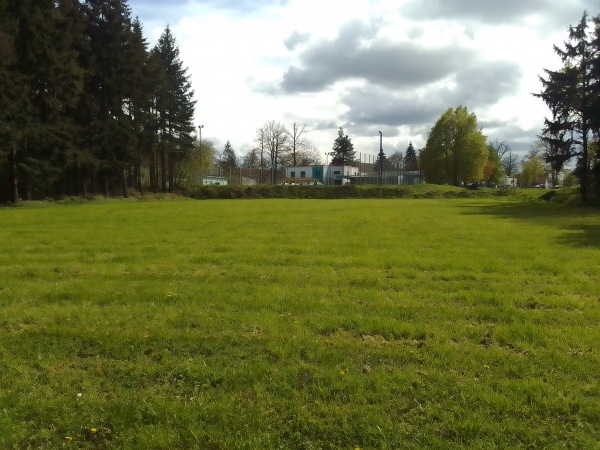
[183,184,586,204]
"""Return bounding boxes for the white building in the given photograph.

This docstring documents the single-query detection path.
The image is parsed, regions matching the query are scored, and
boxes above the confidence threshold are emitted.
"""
[285,165,359,185]
[199,176,228,185]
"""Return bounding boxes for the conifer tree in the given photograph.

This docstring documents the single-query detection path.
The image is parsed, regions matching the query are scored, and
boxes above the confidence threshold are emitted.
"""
[81,0,141,196]
[535,11,598,200]
[0,0,22,202]
[152,26,196,192]
[0,0,195,200]
[124,17,158,195]
[329,127,355,165]
[2,0,86,200]
[220,141,238,176]
[403,142,419,171]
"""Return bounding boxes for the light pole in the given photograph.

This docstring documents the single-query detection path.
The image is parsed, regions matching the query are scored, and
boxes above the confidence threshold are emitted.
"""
[198,125,204,184]
[378,131,385,186]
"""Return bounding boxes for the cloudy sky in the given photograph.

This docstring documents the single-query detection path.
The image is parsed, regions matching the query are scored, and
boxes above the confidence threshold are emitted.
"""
[129,0,596,161]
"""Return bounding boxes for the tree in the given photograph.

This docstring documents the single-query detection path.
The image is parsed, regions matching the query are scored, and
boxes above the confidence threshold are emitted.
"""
[242,148,260,168]
[262,120,287,183]
[329,127,355,165]
[0,0,23,203]
[178,138,215,187]
[535,11,598,201]
[220,140,238,175]
[0,0,195,200]
[502,150,520,178]
[420,106,487,185]
[520,149,547,187]
[294,146,321,165]
[284,122,312,166]
[483,142,506,186]
[537,131,574,186]
[254,127,268,183]
[2,0,86,201]
[152,25,196,192]
[403,142,419,171]
[388,151,403,170]
[374,153,386,179]
[81,0,143,197]
[125,17,158,196]
[487,140,511,161]
[562,170,578,186]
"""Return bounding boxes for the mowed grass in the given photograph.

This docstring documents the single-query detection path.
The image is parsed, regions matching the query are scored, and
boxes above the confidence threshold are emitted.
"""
[1,197,600,449]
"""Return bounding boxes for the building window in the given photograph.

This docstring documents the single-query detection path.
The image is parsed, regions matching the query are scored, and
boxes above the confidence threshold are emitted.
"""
[301,171,306,178]
[291,171,296,178]
[333,170,340,175]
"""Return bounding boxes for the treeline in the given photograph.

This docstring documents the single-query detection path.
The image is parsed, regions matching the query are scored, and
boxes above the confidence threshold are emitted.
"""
[0,0,195,203]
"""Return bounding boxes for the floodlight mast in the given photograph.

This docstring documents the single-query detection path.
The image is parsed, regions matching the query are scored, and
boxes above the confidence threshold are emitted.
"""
[378,131,385,185]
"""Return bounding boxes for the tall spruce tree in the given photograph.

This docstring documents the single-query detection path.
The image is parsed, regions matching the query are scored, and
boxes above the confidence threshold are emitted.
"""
[2,0,86,200]
[82,0,145,196]
[220,140,238,176]
[403,142,418,171]
[123,17,157,195]
[0,0,23,202]
[152,26,195,193]
[590,15,600,195]
[329,127,355,165]
[0,0,197,200]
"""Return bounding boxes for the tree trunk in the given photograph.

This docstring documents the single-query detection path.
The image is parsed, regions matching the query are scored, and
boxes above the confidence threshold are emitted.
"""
[138,164,144,196]
[135,160,144,196]
[168,146,174,193]
[121,169,128,198]
[161,140,167,193]
[9,144,18,204]
[104,173,109,197]
[581,127,588,202]
[580,53,588,202]
[153,151,159,193]
[149,153,155,193]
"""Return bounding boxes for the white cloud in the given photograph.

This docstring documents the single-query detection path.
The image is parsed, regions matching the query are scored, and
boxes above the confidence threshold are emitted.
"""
[131,0,595,158]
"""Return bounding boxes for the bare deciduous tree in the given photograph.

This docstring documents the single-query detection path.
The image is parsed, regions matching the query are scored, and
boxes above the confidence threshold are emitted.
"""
[502,151,520,177]
[263,120,288,184]
[284,122,311,166]
[488,139,511,160]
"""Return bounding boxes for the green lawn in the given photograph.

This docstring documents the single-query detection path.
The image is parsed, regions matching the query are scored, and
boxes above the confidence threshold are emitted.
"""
[1,197,599,449]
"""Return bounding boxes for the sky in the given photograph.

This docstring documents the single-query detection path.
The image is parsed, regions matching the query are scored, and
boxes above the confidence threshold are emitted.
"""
[128,0,597,162]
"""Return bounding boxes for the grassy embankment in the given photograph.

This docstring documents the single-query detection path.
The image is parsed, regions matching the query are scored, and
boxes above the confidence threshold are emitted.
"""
[1,195,599,448]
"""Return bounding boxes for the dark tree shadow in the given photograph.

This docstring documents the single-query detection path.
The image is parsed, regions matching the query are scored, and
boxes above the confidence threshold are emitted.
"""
[460,201,600,248]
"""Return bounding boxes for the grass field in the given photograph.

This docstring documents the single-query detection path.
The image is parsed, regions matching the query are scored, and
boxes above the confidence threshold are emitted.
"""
[1,196,600,449]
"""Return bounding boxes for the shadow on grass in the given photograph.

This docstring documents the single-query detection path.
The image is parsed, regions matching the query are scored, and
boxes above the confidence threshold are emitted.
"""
[460,201,600,249]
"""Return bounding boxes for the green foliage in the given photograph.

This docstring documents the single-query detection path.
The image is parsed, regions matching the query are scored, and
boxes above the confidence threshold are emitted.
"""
[1,198,599,448]
[183,183,583,203]
[520,149,547,187]
[421,106,488,185]
[329,127,355,165]
[535,11,600,201]
[151,25,196,193]
[0,2,196,202]
[484,143,506,186]
[220,140,238,174]
[403,142,419,171]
